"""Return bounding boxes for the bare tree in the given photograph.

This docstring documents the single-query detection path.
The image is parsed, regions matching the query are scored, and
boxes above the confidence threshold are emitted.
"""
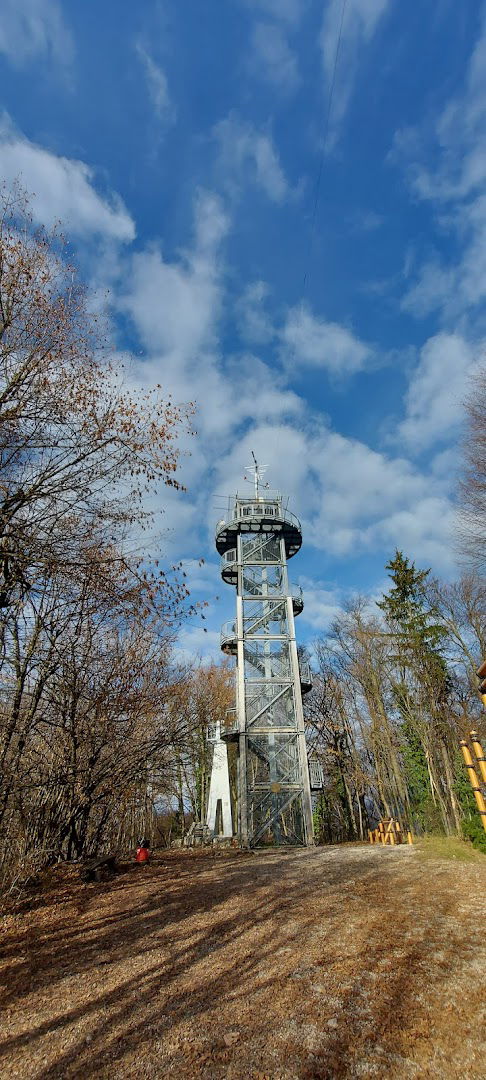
[0,186,199,890]
[166,662,233,834]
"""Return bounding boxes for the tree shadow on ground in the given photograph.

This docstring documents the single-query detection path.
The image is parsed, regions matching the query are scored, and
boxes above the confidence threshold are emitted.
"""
[1,847,484,1079]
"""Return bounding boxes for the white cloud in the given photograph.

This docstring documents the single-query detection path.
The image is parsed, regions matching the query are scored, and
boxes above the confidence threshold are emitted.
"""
[395,9,486,323]
[401,260,455,318]
[241,0,305,95]
[236,281,274,344]
[136,42,175,125]
[214,115,291,203]
[281,303,371,376]
[310,431,455,572]
[320,0,391,138]
[120,191,302,459]
[175,625,222,665]
[212,423,313,516]
[398,332,482,452]
[121,189,227,358]
[214,420,456,573]
[228,355,304,426]
[366,497,456,573]
[298,578,345,632]
[180,559,221,596]
[0,0,73,70]
[249,21,300,94]
[351,210,384,232]
[0,116,134,241]
[413,11,486,204]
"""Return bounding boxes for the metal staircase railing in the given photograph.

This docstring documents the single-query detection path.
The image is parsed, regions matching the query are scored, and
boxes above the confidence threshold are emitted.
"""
[249,787,305,847]
[241,533,282,564]
[220,621,237,654]
[243,599,287,637]
[244,643,291,680]
[246,684,293,728]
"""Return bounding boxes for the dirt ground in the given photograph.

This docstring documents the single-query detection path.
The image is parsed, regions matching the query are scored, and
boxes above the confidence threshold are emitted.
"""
[1,843,485,1080]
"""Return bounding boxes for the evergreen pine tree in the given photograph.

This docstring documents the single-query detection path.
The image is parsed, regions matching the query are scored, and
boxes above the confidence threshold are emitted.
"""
[378,551,456,833]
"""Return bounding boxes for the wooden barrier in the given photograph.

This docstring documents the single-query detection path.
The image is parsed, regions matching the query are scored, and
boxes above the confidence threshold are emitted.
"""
[369,819,412,845]
[460,734,486,834]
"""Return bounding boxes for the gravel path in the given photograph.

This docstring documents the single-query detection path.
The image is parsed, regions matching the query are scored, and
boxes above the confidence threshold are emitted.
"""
[1,844,485,1079]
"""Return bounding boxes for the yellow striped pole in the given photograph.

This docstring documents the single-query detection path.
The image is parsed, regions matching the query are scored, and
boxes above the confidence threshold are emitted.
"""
[470,731,486,786]
[460,739,486,834]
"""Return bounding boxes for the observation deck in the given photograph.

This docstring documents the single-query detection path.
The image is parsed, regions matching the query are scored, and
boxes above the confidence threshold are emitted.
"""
[220,621,237,656]
[299,661,313,695]
[215,498,302,560]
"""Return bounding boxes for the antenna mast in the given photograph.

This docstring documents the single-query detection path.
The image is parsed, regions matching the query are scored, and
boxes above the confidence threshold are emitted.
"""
[245,451,269,501]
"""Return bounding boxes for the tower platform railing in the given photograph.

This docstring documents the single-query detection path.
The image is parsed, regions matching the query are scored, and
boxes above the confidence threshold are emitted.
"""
[222,707,238,738]
[215,502,302,559]
[216,504,302,537]
[220,621,237,655]
[299,661,313,694]
[221,548,238,583]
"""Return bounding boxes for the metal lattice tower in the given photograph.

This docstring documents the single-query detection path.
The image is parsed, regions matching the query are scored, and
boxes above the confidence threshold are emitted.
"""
[213,459,314,847]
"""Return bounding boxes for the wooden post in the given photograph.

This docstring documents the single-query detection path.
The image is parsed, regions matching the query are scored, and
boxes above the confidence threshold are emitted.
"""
[470,731,486,786]
[407,831,413,845]
[395,820,402,844]
[460,739,486,834]
[368,829,374,843]
[378,821,385,845]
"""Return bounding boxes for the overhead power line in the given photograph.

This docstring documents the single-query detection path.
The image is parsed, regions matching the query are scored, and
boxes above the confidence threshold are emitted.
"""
[302,0,349,293]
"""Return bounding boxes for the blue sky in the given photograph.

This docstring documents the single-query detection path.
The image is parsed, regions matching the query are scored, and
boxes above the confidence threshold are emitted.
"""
[1,0,484,658]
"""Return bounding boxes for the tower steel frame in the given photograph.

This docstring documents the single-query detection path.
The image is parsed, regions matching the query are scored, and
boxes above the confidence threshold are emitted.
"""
[215,488,314,847]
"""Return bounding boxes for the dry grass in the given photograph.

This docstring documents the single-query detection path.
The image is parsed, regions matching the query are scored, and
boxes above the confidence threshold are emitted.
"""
[415,834,485,862]
[1,843,485,1079]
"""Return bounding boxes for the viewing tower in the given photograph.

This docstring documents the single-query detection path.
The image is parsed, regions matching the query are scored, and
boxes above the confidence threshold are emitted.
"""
[213,456,314,847]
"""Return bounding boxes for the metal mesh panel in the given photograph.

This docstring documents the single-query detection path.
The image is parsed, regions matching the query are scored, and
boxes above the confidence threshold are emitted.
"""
[247,733,301,786]
[244,640,291,680]
[309,758,325,789]
[242,599,288,637]
[241,533,281,563]
[245,684,296,729]
[248,788,305,846]
[242,565,286,596]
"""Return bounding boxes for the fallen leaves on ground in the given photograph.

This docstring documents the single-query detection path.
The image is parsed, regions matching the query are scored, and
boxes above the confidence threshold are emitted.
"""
[1,844,485,1079]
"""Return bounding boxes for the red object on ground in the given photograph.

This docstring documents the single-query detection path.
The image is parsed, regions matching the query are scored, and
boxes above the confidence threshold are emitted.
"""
[135,846,150,863]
